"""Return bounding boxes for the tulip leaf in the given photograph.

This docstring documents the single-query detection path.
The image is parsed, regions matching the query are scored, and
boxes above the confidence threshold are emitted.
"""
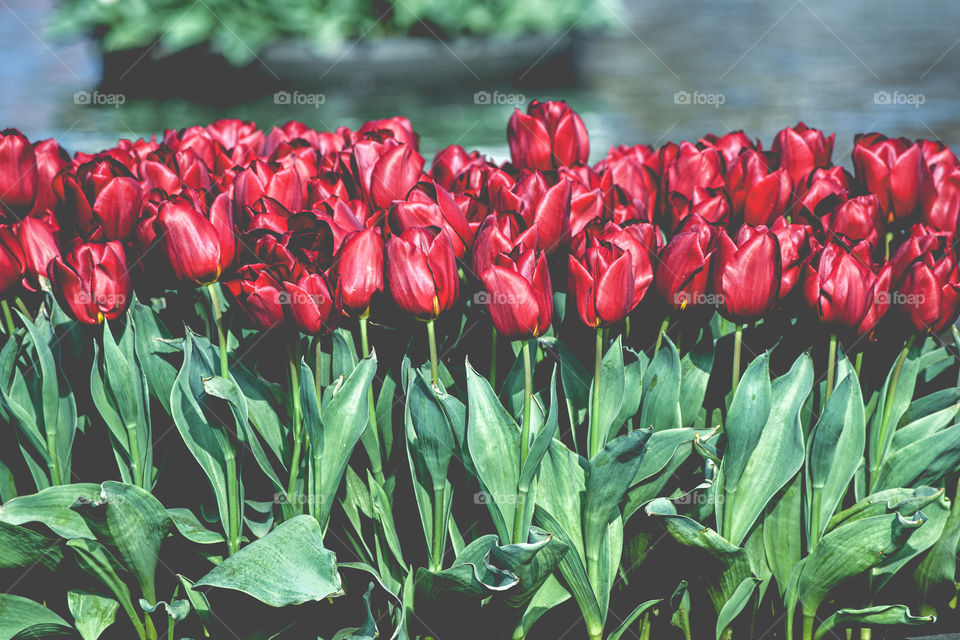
[0,483,101,539]
[796,512,925,616]
[716,577,759,640]
[414,535,519,600]
[867,341,921,489]
[71,482,173,604]
[873,421,960,491]
[722,353,812,546]
[639,335,682,430]
[827,486,943,531]
[67,538,140,637]
[0,594,73,639]
[915,480,960,606]
[763,473,802,597]
[167,507,225,545]
[624,428,706,519]
[466,359,520,541]
[644,498,742,558]
[871,492,950,593]
[130,299,178,415]
[813,604,933,640]
[0,520,63,570]
[607,598,661,640]
[587,335,626,450]
[195,515,342,606]
[177,575,213,634]
[519,368,560,492]
[679,325,715,429]
[540,336,591,434]
[68,590,119,640]
[806,372,865,545]
[614,347,646,432]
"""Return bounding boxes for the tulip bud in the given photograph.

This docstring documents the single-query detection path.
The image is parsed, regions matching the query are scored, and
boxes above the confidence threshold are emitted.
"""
[698,131,760,164]
[480,247,552,339]
[54,158,143,241]
[576,221,659,307]
[921,169,960,233]
[334,227,385,317]
[802,238,876,331]
[30,139,70,216]
[283,271,339,335]
[508,100,589,171]
[156,192,235,285]
[386,227,459,320]
[726,151,792,226]
[390,182,474,258]
[0,225,25,294]
[771,122,834,184]
[18,215,60,287]
[852,134,927,222]
[663,142,725,202]
[654,217,717,310]
[224,264,290,330]
[890,229,960,333]
[431,145,484,190]
[821,195,883,250]
[48,241,131,324]
[568,241,634,327]
[495,172,572,253]
[770,217,813,298]
[711,226,781,322]
[0,129,38,219]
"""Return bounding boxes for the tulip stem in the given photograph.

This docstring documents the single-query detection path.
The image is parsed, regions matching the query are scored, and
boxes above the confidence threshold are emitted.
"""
[426,319,439,388]
[1,300,14,336]
[589,327,605,459]
[431,485,446,571]
[286,341,304,517]
[855,351,864,380]
[825,334,838,406]
[359,315,385,485]
[512,340,533,544]
[206,284,228,378]
[872,336,915,488]
[490,325,498,391]
[732,324,744,396]
[654,317,669,355]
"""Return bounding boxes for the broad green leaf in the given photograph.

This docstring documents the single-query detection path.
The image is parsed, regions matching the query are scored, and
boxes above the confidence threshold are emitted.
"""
[915,482,960,605]
[764,473,802,596]
[67,538,142,639]
[72,482,172,604]
[195,515,342,606]
[814,604,933,640]
[167,507,225,545]
[68,590,118,640]
[827,486,942,531]
[679,326,715,429]
[0,483,100,538]
[414,535,518,600]
[639,335,681,430]
[607,598,661,640]
[177,575,212,634]
[624,428,705,519]
[716,577,759,640]
[645,499,742,558]
[797,512,925,615]
[540,336,590,432]
[0,594,72,639]
[722,353,812,546]
[868,341,921,487]
[519,368,560,492]
[589,335,625,447]
[130,300,178,415]
[874,421,960,491]
[871,492,950,592]
[489,526,568,610]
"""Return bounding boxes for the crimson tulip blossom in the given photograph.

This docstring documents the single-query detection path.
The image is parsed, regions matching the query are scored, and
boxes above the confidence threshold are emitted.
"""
[654,218,717,310]
[0,129,37,219]
[0,225,24,294]
[802,239,876,331]
[712,226,781,322]
[283,271,339,335]
[386,228,459,320]
[54,158,143,241]
[18,215,60,286]
[507,100,589,171]
[334,227,385,317]
[771,123,834,184]
[48,241,131,324]
[480,247,552,339]
[568,242,634,327]
[852,133,927,221]
[156,192,235,285]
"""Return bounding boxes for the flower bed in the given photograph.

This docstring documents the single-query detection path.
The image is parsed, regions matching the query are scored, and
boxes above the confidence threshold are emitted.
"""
[0,102,959,640]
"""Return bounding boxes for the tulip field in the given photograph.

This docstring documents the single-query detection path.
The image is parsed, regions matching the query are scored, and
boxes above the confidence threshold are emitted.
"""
[1,101,960,640]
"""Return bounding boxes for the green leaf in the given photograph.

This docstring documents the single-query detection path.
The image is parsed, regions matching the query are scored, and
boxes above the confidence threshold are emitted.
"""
[0,520,62,570]
[874,421,960,491]
[130,300,178,415]
[797,512,925,615]
[414,535,518,600]
[679,326,715,429]
[722,353,812,546]
[644,499,742,558]
[0,594,72,639]
[72,482,172,604]
[871,492,950,592]
[589,335,625,446]
[167,507,225,545]
[68,590,118,640]
[639,335,682,430]
[807,372,865,544]
[607,598,661,640]
[915,480,960,606]
[195,515,341,606]
[868,341,921,487]
[0,483,101,538]
[814,604,933,640]
[716,577,759,640]
[540,336,590,433]
[764,473,802,596]
[177,575,213,634]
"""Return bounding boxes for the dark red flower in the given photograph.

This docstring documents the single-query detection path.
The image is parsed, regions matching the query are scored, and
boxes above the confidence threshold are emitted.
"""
[771,123,834,184]
[155,192,235,285]
[802,238,876,331]
[480,247,552,339]
[48,241,131,324]
[386,227,459,320]
[568,241,634,327]
[711,225,780,322]
[852,133,927,221]
[508,100,589,171]
[54,157,143,241]
[334,226,384,317]
[654,217,717,310]
[0,129,38,219]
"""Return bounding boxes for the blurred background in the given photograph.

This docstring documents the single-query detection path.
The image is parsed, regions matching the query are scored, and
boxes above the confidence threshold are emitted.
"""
[2,0,960,162]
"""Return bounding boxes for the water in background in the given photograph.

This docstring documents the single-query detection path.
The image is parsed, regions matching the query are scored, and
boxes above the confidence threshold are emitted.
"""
[3,0,959,166]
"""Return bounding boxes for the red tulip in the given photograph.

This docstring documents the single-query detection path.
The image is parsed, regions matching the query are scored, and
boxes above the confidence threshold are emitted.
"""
[921,168,960,234]
[699,131,760,164]
[664,186,730,232]
[386,227,459,320]
[155,192,235,285]
[508,100,589,171]
[802,238,876,331]
[390,182,474,258]
[358,116,418,150]
[30,139,70,216]
[233,160,304,220]
[0,225,24,294]
[480,247,552,339]
[821,195,883,249]
[711,225,781,322]
[283,271,339,335]
[598,155,658,223]
[18,215,60,286]
[857,262,892,339]
[770,217,813,298]
[852,133,927,221]
[225,264,289,330]
[54,158,143,241]
[0,129,38,219]
[575,221,659,307]
[654,217,717,310]
[771,123,834,184]
[726,151,792,226]
[431,145,484,190]
[918,139,959,182]
[470,212,536,278]
[350,139,425,210]
[568,241,634,327]
[334,227,384,317]
[663,142,725,201]
[48,241,131,324]
[494,172,571,253]
[890,229,960,333]
[795,168,849,218]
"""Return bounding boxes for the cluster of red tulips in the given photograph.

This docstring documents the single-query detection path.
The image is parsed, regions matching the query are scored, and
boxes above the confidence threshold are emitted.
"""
[0,101,958,349]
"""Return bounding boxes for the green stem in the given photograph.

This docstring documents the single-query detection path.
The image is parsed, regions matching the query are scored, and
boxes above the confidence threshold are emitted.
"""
[359,316,385,485]
[224,449,240,555]
[13,296,28,317]
[167,615,175,640]
[490,325,498,391]
[144,615,157,640]
[426,319,439,387]
[314,339,323,403]
[1,299,14,336]
[286,342,304,516]
[589,326,604,459]
[732,324,743,396]
[872,336,914,487]
[126,418,143,488]
[803,614,815,640]
[206,284,228,378]
[654,316,669,355]
[46,426,62,486]
[859,628,872,640]
[431,485,445,571]
[825,334,837,406]
[855,351,863,379]
[511,340,533,544]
